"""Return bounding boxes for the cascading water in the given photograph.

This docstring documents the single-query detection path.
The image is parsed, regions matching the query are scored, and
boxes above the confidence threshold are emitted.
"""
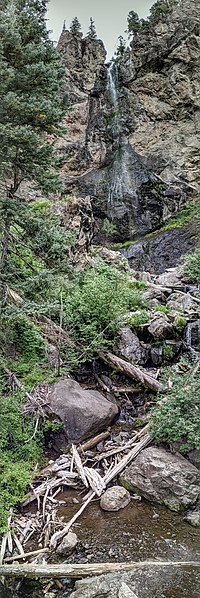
[184,319,200,360]
[107,62,118,108]
[106,62,127,218]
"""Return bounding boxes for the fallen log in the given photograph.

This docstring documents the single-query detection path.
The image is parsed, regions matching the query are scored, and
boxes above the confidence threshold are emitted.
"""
[78,430,111,452]
[96,425,149,461]
[0,560,199,579]
[99,351,164,393]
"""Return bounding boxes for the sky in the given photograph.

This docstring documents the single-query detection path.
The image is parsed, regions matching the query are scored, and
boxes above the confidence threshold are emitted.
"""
[47,1,154,59]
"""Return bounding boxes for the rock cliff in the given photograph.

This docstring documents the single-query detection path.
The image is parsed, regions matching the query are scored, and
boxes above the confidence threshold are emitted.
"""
[57,0,199,240]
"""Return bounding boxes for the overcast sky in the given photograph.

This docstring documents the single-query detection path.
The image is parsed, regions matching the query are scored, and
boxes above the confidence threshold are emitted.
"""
[47,1,154,58]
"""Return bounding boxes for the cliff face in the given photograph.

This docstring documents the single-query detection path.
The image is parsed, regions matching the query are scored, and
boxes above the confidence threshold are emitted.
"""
[125,0,200,189]
[57,0,199,240]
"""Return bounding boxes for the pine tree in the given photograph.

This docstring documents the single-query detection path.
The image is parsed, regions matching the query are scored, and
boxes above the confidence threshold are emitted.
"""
[127,11,141,36]
[69,17,81,35]
[87,17,97,39]
[0,0,68,268]
[115,36,126,58]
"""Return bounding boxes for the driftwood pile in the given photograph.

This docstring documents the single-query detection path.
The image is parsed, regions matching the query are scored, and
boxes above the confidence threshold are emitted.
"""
[0,426,151,566]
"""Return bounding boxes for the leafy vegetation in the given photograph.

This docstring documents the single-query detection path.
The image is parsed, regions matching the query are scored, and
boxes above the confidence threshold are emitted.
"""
[129,309,149,327]
[70,17,82,34]
[149,370,200,453]
[0,370,42,531]
[182,249,200,285]
[87,17,97,39]
[0,0,68,271]
[174,316,187,334]
[153,304,171,314]
[163,342,173,362]
[102,218,117,237]
[127,1,179,37]
[62,262,146,363]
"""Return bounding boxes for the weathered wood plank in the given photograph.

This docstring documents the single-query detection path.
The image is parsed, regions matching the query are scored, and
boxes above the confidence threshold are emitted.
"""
[0,561,199,579]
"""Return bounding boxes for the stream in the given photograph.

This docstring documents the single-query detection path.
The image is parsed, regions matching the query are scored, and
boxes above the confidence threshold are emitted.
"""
[8,489,200,598]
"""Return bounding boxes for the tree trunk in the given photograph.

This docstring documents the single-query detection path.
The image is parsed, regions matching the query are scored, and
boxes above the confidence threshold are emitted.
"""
[0,561,199,579]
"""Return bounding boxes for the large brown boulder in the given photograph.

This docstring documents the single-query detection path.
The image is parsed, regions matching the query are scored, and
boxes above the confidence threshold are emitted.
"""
[120,446,200,512]
[47,378,118,446]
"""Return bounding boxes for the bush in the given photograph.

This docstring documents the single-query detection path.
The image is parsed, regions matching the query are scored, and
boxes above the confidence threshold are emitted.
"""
[102,218,117,236]
[148,371,200,453]
[62,262,146,361]
[154,304,171,314]
[182,249,200,284]
[129,310,149,327]
[0,385,42,531]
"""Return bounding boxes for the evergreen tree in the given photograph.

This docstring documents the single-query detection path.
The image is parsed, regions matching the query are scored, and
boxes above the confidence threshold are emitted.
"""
[0,0,68,268]
[127,10,141,36]
[69,17,81,35]
[115,36,126,58]
[87,17,97,39]
[149,0,178,24]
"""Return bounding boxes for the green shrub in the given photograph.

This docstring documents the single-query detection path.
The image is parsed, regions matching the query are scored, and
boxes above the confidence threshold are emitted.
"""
[12,315,46,360]
[0,386,42,531]
[129,310,149,327]
[163,343,173,362]
[102,218,117,236]
[149,372,200,453]
[175,316,187,333]
[154,304,171,314]
[62,263,146,362]
[182,249,200,284]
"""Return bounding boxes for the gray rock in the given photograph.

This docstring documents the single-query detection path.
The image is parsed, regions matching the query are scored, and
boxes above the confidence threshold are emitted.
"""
[184,509,200,527]
[71,566,200,598]
[150,345,163,366]
[100,486,131,512]
[167,291,198,314]
[120,225,198,275]
[120,447,200,511]
[148,314,173,339]
[156,269,183,289]
[71,573,138,598]
[118,583,138,598]
[47,378,118,446]
[118,327,148,365]
[56,532,78,556]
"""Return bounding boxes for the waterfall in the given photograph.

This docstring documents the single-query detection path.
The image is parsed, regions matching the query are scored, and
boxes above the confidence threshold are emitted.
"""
[184,319,200,360]
[107,63,118,109]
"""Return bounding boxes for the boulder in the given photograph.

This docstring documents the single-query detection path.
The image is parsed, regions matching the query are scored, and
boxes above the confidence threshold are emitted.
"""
[167,291,198,314]
[184,500,200,527]
[120,447,200,511]
[156,268,183,289]
[47,378,118,445]
[148,314,173,339]
[97,247,129,271]
[56,532,78,556]
[100,486,131,512]
[185,510,200,528]
[117,327,148,365]
[71,573,139,598]
[150,345,163,366]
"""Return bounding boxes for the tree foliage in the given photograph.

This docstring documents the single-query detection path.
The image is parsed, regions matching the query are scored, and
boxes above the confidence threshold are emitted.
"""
[0,0,68,268]
[127,0,179,37]
[87,17,97,39]
[70,16,82,34]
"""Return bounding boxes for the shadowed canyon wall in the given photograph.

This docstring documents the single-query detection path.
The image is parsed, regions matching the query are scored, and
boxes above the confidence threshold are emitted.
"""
[56,0,200,240]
